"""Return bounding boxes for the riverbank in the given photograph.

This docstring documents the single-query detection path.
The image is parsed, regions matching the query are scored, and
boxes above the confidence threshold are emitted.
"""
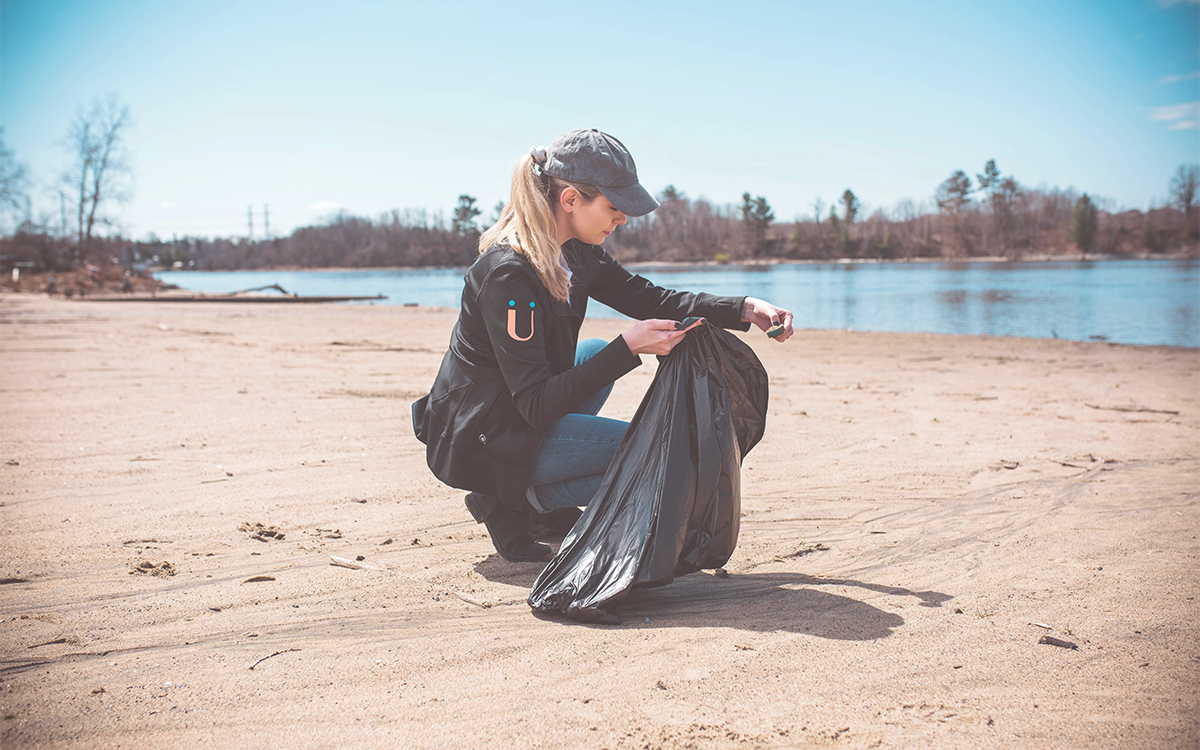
[1,294,1196,749]
[134,247,1199,276]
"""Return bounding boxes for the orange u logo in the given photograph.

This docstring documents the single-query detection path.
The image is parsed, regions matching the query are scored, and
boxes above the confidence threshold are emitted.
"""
[507,300,535,341]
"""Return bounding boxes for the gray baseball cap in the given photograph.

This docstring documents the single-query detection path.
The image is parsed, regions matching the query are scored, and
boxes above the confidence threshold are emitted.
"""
[544,129,660,217]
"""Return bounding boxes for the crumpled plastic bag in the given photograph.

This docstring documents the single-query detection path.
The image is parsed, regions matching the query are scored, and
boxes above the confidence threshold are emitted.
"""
[527,324,769,624]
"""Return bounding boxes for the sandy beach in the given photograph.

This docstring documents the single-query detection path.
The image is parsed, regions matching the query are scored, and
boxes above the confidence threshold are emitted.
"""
[0,293,1196,749]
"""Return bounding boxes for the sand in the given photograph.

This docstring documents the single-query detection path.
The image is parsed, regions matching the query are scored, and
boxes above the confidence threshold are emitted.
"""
[0,293,1196,749]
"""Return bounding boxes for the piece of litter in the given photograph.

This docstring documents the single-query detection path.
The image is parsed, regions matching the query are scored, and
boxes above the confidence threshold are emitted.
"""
[1029,622,1052,630]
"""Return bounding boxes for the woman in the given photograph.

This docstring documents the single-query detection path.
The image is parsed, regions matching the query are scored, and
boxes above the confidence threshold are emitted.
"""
[411,128,793,561]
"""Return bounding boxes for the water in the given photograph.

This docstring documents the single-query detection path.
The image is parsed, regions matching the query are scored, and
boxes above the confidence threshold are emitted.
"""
[156,259,1200,348]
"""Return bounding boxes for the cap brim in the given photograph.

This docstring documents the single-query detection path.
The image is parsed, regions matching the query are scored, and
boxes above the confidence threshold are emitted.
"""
[599,182,660,217]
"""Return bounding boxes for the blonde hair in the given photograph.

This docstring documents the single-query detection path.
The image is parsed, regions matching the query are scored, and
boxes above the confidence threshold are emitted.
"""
[479,153,602,303]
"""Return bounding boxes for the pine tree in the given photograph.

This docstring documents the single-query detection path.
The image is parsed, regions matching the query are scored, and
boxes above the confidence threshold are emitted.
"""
[1070,194,1098,252]
[451,195,481,234]
[740,192,774,255]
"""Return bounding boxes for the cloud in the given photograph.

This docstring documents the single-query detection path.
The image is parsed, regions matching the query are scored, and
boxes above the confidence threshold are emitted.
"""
[161,201,178,209]
[1150,101,1200,130]
[1160,71,1200,84]
[307,200,340,212]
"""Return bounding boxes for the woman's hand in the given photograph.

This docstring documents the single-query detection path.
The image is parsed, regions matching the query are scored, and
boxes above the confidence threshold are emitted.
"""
[742,297,794,342]
[621,318,705,356]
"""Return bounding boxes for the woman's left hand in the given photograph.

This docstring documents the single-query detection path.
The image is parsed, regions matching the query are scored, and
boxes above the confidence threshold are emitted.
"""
[742,297,794,342]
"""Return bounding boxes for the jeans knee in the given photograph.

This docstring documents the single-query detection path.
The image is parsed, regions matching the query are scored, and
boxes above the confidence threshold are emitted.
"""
[575,337,608,366]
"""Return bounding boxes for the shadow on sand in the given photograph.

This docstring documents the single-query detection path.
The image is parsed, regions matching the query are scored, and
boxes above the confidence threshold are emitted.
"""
[474,557,952,639]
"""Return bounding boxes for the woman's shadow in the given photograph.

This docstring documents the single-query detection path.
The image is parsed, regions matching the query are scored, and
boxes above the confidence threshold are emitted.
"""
[474,557,952,640]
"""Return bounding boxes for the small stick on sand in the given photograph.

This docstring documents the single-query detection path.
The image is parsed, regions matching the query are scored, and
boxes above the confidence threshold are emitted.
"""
[330,556,382,570]
[1085,403,1179,415]
[454,591,492,608]
[249,648,300,670]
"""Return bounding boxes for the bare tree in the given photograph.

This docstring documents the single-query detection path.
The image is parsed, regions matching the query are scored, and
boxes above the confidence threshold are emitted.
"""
[62,94,133,257]
[1169,164,1199,239]
[0,129,30,230]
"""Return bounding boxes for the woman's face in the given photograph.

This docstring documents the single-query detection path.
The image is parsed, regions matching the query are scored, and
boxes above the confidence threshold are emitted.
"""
[561,190,627,245]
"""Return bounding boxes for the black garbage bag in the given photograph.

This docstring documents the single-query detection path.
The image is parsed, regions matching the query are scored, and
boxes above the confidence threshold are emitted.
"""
[527,323,769,624]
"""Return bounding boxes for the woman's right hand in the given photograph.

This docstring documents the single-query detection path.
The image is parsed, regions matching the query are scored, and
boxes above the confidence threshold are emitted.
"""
[621,318,704,356]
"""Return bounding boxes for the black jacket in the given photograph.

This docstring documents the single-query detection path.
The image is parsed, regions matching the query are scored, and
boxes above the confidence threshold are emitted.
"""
[411,239,749,510]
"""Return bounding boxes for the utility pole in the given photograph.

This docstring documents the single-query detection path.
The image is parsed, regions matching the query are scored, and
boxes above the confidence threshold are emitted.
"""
[247,205,254,241]
[264,204,270,240]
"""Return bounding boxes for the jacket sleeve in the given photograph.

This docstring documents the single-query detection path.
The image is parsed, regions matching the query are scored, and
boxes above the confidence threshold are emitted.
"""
[479,263,641,431]
[586,247,751,331]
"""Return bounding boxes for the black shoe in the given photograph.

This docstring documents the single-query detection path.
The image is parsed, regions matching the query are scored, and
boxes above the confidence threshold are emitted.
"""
[531,506,583,543]
[464,493,552,562]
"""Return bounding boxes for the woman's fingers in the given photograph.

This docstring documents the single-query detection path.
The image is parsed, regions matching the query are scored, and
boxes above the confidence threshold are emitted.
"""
[745,297,795,343]
[771,310,795,342]
[622,318,702,356]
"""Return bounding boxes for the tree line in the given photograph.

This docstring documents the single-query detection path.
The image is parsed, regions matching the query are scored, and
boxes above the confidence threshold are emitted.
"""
[1,96,1196,273]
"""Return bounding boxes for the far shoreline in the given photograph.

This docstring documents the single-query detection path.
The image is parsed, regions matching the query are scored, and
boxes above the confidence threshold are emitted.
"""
[147,250,1199,276]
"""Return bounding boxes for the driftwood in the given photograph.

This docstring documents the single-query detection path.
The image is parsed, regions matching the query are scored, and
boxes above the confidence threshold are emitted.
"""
[1085,403,1179,416]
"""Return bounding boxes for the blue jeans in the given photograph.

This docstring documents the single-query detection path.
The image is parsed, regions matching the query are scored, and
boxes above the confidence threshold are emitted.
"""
[527,338,629,511]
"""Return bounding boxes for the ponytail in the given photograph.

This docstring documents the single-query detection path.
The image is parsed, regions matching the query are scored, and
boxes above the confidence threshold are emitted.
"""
[479,153,601,303]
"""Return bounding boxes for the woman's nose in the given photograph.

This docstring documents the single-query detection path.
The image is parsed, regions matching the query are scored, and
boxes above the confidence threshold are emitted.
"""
[615,212,627,225]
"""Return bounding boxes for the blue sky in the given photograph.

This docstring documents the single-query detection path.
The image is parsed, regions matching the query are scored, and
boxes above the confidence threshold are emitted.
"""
[2,0,1197,239]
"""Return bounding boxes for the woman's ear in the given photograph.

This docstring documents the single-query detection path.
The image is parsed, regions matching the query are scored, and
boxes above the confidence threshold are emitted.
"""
[558,187,579,214]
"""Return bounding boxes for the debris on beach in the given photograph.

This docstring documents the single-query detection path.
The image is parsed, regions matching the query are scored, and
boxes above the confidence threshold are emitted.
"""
[242,575,276,583]
[1038,635,1079,650]
[129,560,176,577]
[249,647,300,670]
[27,637,72,649]
[239,522,285,542]
[330,556,381,571]
[454,591,490,608]
[122,538,173,549]
[774,542,830,562]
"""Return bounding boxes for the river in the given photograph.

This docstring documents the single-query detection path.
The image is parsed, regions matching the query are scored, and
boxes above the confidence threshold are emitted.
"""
[156,258,1200,348]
